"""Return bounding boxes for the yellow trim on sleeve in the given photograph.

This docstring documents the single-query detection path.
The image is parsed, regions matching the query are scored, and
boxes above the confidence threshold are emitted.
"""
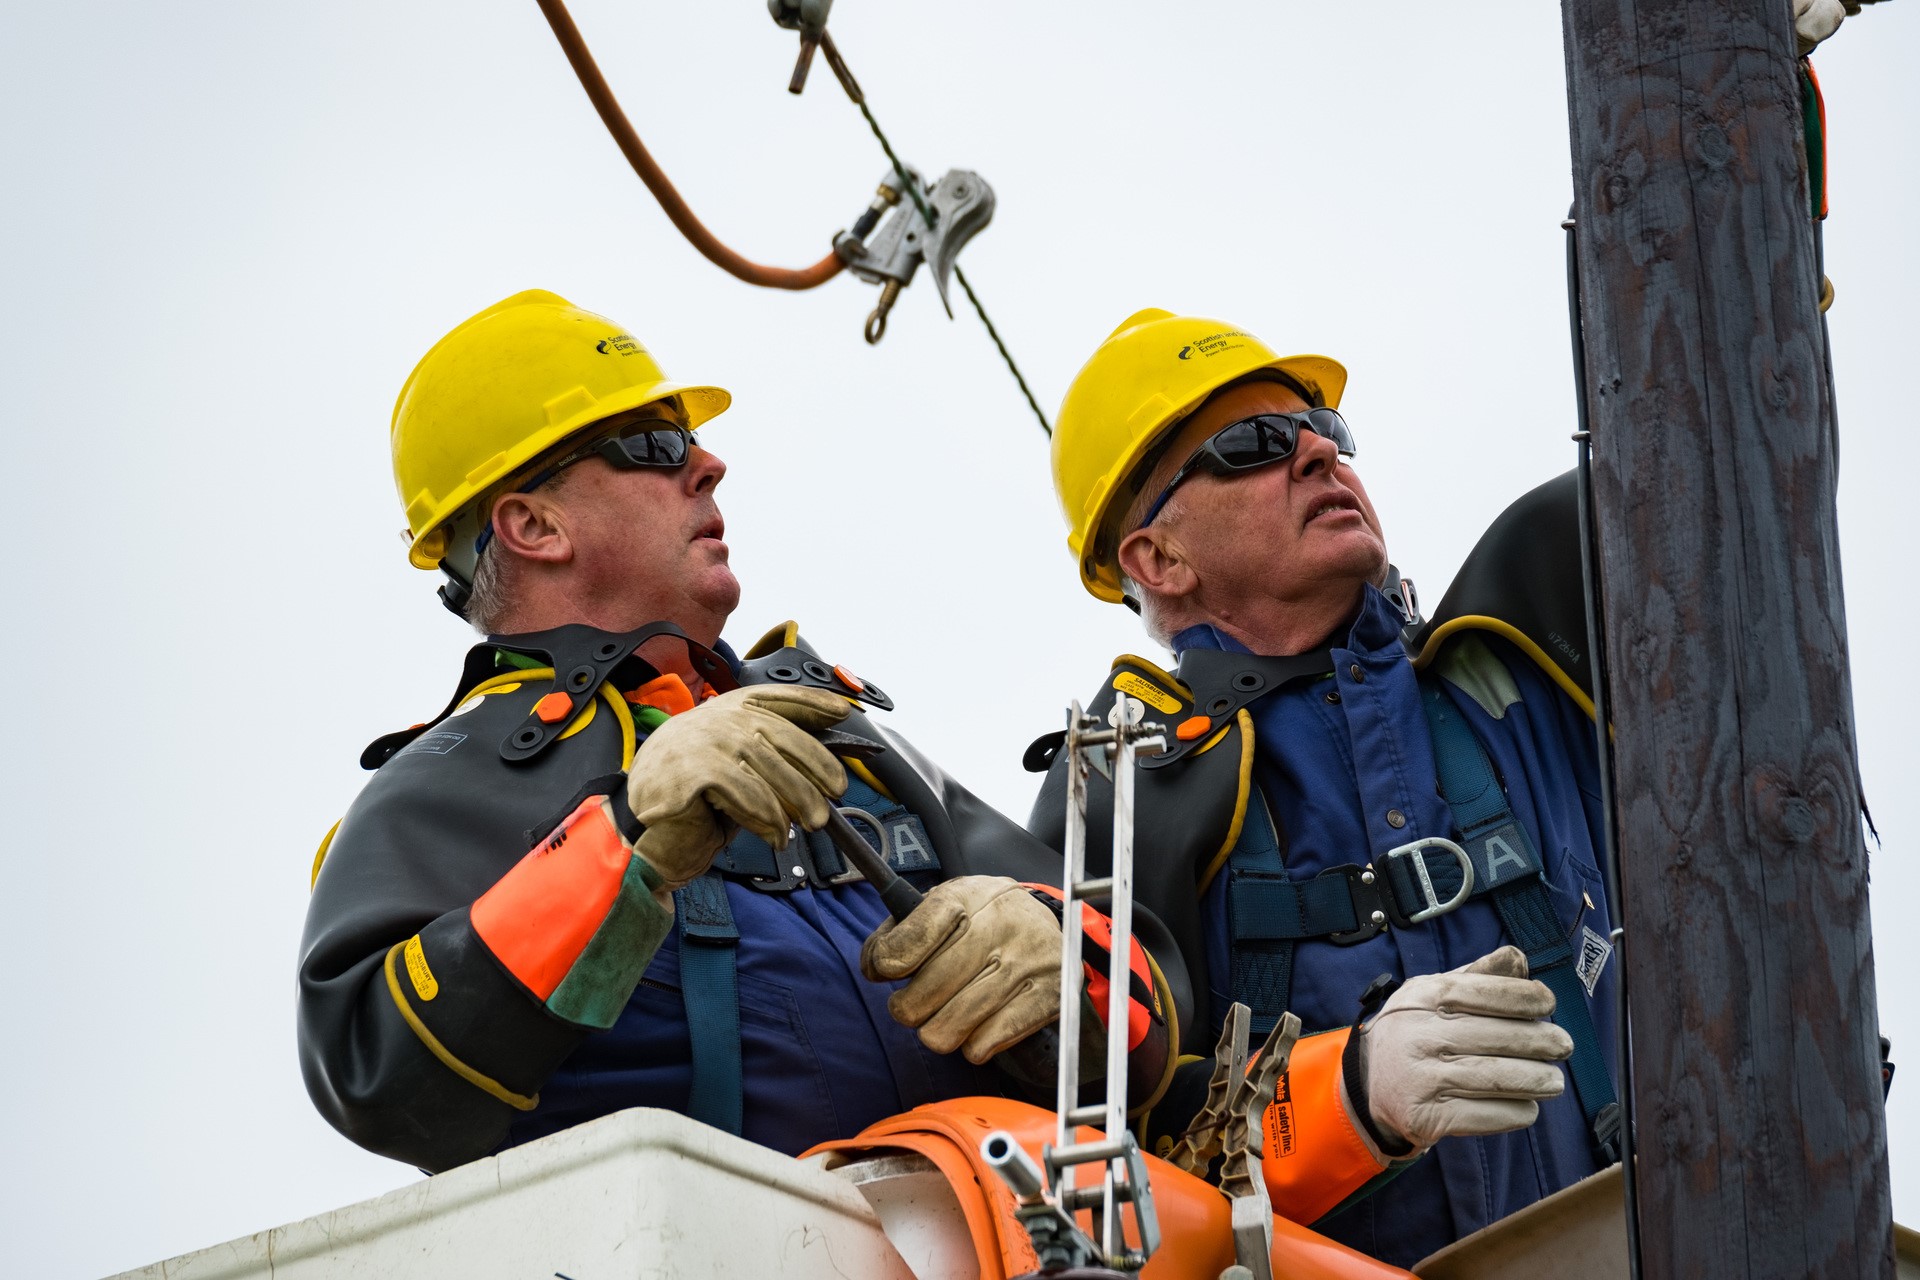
[383,944,539,1112]
[310,819,341,891]
[1410,615,1597,722]
[1196,710,1256,897]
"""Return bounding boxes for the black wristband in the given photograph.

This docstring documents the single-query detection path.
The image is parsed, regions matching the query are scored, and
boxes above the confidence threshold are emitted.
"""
[1342,972,1415,1159]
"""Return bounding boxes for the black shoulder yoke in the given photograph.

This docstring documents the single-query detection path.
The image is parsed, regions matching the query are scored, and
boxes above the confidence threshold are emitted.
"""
[360,622,737,771]
[1023,647,1333,774]
[735,620,895,712]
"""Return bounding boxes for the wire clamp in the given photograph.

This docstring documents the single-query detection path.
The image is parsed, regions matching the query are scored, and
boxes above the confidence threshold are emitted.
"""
[835,167,996,343]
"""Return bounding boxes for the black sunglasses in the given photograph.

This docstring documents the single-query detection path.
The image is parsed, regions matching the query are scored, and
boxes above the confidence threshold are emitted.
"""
[1136,408,1356,530]
[474,417,698,555]
[557,416,697,472]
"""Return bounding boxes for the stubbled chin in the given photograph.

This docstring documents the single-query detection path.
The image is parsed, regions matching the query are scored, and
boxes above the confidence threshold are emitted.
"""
[699,564,742,615]
[1308,523,1387,575]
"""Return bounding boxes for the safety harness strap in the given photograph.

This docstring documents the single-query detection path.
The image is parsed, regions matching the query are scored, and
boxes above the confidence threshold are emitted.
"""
[668,771,931,1137]
[674,871,743,1135]
[1419,682,1620,1163]
[1226,792,1295,1037]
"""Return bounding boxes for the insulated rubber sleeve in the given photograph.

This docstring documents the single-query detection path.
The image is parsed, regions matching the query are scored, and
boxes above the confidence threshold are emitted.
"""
[1258,1027,1402,1225]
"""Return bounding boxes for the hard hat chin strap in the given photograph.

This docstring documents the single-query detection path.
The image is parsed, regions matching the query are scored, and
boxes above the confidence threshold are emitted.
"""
[438,563,474,621]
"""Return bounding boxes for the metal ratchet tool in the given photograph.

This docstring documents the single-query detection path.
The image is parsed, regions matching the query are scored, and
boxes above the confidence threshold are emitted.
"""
[812,729,923,920]
[813,727,1064,1080]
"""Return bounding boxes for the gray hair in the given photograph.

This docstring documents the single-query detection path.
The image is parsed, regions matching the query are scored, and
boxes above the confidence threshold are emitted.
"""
[1113,370,1319,650]
[458,466,575,635]
[1118,486,1188,652]
[463,539,512,635]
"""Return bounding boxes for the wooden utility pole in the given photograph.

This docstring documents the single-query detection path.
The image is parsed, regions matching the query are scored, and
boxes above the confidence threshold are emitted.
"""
[1559,2,1890,1276]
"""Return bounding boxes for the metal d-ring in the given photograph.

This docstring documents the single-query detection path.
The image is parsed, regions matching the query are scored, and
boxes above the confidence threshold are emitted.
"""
[1379,836,1475,924]
[832,804,891,875]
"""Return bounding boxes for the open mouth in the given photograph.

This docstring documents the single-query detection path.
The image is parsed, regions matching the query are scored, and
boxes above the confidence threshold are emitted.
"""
[692,516,726,545]
[1304,494,1360,524]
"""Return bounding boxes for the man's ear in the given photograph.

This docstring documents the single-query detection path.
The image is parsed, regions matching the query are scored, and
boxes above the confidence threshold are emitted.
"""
[1117,526,1197,601]
[489,492,573,565]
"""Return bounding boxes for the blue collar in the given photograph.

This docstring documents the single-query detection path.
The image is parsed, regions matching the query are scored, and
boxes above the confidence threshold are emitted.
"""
[1171,584,1407,658]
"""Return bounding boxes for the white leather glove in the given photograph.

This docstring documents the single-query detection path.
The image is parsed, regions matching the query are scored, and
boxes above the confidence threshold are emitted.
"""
[860,876,1062,1063]
[1795,0,1844,55]
[1343,946,1573,1156]
[624,684,849,891]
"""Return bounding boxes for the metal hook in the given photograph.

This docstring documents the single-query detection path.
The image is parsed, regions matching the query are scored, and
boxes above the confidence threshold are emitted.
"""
[865,280,900,344]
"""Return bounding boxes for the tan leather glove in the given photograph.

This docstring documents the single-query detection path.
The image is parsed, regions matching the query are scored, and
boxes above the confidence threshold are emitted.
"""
[860,876,1062,1063]
[1795,0,1844,55]
[1343,946,1573,1156]
[624,684,850,891]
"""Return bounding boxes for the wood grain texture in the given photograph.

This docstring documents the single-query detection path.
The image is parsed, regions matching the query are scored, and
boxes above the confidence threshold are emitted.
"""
[1558,2,1890,1275]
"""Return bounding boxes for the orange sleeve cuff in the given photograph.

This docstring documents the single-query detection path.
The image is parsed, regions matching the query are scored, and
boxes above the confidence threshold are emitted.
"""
[470,796,635,1000]
[1259,1027,1389,1225]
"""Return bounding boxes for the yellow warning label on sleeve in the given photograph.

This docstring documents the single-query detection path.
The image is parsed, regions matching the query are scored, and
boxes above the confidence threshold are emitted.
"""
[1114,671,1181,715]
[404,934,440,1002]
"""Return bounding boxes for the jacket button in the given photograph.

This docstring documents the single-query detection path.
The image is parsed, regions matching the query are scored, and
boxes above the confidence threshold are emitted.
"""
[1325,691,1341,704]
[1349,664,1365,682]
[1387,809,1407,829]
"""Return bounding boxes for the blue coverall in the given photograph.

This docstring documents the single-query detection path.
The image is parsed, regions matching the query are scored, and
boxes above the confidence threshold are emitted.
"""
[1188,586,1619,1267]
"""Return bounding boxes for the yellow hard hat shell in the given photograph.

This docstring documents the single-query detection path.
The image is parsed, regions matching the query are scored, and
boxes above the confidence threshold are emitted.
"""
[1051,308,1348,603]
[392,289,731,570]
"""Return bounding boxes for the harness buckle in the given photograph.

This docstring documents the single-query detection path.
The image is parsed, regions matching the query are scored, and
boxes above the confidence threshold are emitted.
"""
[1590,1100,1623,1166]
[1377,837,1476,926]
[1326,865,1394,946]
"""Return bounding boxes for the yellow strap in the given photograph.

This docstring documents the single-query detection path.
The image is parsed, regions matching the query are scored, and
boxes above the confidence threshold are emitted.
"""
[600,681,637,769]
[1127,949,1182,1120]
[464,667,552,702]
[1195,710,1256,898]
[844,756,894,801]
[382,944,539,1112]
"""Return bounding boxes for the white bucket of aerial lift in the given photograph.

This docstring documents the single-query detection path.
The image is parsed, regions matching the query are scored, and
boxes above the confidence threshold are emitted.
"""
[104,1107,955,1280]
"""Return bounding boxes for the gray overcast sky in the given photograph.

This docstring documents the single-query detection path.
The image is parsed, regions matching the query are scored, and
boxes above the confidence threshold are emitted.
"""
[2,3,1914,1275]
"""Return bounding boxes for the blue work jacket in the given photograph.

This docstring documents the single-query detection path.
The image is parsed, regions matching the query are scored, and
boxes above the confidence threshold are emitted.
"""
[1187,587,1619,1267]
[506,871,1004,1156]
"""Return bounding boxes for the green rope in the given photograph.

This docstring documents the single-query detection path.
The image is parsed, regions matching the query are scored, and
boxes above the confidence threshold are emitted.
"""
[856,98,1052,437]
[952,264,1050,437]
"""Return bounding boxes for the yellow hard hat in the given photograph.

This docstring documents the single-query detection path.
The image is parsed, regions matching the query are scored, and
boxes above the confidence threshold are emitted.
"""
[392,289,731,572]
[1051,308,1348,603]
